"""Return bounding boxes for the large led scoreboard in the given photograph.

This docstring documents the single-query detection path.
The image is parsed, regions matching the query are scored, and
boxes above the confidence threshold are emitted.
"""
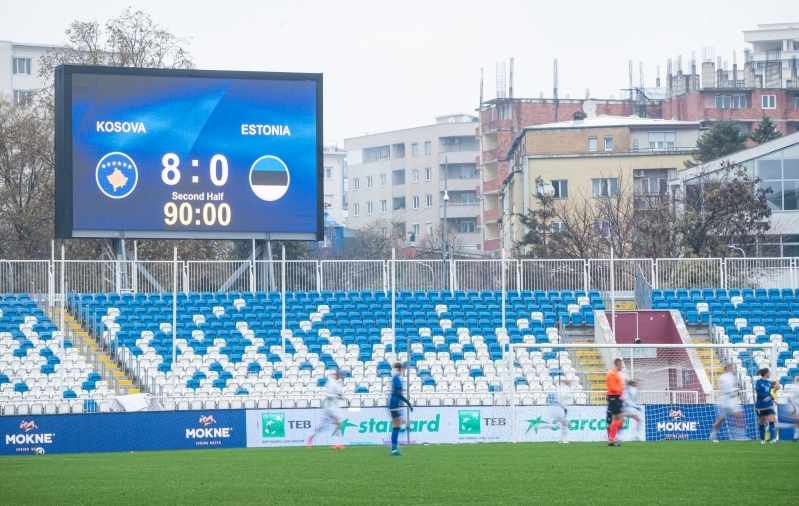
[54,66,323,240]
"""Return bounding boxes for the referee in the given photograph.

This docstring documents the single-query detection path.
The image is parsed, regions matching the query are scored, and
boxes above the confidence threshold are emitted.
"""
[606,358,624,446]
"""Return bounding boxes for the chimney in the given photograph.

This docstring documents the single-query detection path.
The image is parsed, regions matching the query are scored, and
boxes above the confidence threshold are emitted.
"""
[702,61,715,89]
[656,65,661,87]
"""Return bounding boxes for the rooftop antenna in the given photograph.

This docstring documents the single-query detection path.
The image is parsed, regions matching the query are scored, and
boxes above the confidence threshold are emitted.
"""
[691,50,696,67]
[509,57,514,100]
[479,67,484,107]
[656,65,661,86]
[495,61,506,99]
[639,61,645,89]
[677,55,682,73]
[733,51,737,65]
[628,60,634,103]
[585,88,590,99]
[553,58,559,122]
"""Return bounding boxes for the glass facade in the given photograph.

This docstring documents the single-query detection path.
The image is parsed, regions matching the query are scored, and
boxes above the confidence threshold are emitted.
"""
[756,144,799,211]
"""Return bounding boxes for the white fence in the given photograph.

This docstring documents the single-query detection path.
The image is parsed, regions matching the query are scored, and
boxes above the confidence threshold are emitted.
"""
[4,257,799,295]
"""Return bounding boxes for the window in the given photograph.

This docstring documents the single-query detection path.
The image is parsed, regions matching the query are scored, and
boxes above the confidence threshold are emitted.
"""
[426,194,433,208]
[411,223,420,238]
[715,95,731,109]
[12,58,31,75]
[353,178,360,190]
[762,94,776,109]
[380,173,387,187]
[639,177,667,195]
[460,166,475,178]
[412,196,420,209]
[794,95,799,109]
[412,143,419,156]
[366,176,373,189]
[353,203,360,216]
[367,201,373,214]
[732,95,747,108]
[592,178,618,198]
[12,90,34,106]
[739,124,749,133]
[426,222,433,235]
[412,169,419,183]
[588,137,597,152]
[648,131,676,150]
[551,222,568,233]
[459,221,476,233]
[604,137,613,151]
[461,193,476,204]
[424,141,432,155]
[756,147,799,211]
[380,200,387,213]
[593,221,612,238]
[552,180,569,199]
[324,194,334,209]
[425,167,432,181]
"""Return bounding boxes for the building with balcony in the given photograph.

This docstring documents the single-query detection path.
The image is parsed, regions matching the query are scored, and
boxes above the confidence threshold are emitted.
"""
[344,114,481,251]
[502,114,702,253]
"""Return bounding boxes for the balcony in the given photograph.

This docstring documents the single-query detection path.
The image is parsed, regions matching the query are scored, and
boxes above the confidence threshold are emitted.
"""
[439,177,480,192]
[439,151,478,165]
[440,203,480,219]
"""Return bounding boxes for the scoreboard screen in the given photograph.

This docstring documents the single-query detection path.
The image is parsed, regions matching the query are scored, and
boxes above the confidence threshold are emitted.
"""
[54,65,322,240]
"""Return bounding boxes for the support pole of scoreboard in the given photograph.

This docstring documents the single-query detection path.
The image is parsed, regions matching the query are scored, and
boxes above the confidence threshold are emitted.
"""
[281,245,286,396]
[171,247,177,400]
[391,248,396,357]
[60,245,65,390]
[610,244,616,342]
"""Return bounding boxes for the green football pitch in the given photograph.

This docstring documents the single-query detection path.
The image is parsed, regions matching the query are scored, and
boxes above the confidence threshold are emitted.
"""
[0,442,797,505]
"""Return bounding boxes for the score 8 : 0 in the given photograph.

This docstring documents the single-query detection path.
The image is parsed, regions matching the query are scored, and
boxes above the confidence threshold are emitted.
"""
[161,153,228,186]
[164,202,231,226]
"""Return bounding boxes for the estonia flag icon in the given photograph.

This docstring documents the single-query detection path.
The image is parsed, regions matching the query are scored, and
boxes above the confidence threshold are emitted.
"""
[249,155,290,201]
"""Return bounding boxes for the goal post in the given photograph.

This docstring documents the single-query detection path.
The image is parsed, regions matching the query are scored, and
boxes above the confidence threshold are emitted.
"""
[505,342,778,443]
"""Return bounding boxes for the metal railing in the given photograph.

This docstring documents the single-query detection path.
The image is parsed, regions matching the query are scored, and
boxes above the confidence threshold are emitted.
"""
[7,257,799,296]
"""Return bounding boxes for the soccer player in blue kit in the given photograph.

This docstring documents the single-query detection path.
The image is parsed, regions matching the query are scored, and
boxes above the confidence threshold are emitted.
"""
[389,362,413,456]
[755,368,778,444]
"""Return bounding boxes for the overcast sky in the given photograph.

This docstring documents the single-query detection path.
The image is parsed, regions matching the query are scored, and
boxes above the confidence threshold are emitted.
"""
[2,0,796,144]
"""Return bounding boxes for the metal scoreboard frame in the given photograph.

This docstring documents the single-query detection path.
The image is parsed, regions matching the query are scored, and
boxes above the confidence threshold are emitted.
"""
[54,65,324,241]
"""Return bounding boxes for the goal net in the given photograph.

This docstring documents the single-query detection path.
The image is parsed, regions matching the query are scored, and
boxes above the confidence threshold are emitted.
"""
[504,342,778,443]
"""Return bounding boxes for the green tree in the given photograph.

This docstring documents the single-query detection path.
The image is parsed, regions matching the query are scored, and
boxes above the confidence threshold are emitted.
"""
[750,116,782,144]
[684,120,749,168]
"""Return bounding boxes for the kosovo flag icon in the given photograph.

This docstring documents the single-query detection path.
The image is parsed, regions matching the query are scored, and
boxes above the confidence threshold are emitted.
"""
[249,155,290,201]
[96,152,138,199]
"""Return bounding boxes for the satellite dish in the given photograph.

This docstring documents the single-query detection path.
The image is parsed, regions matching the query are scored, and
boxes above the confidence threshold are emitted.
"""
[582,100,597,119]
[461,116,471,123]
[448,117,456,123]
[538,184,556,198]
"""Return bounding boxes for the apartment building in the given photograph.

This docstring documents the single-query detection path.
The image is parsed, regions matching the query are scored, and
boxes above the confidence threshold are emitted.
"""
[0,41,51,103]
[503,113,702,251]
[344,114,481,250]
[322,145,347,226]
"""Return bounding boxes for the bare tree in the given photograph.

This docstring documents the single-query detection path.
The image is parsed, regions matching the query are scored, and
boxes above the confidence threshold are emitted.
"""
[551,190,600,259]
[342,219,405,260]
[592,169,637,258]
[0,98,55,259]
[414,223,467,259]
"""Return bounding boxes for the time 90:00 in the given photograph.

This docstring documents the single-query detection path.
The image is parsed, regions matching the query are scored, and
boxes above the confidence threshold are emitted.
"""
[164,202,231,226]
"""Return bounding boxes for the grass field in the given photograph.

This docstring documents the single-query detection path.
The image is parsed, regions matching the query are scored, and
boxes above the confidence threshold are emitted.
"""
[0,442,797,505]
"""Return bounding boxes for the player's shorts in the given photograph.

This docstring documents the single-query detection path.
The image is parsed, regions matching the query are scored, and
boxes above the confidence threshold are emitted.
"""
[717,398,742,418]
[389,408,402,419]
[324,407,342,422]
[607,395,622,415]
[554,405,568,421]
[755,407,775,417]
[622,406,642,417]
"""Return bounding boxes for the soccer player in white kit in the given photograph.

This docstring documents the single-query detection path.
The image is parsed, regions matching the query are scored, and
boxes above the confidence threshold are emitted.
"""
[787,376,799,442]
[307,370,345,450]
[553,377,571,443]
[621,379,645,441]
[709,364,742,442]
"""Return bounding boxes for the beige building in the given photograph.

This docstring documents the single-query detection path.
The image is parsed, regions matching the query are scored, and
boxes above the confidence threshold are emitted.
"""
[344,114,482,250]
[502,113,702,251]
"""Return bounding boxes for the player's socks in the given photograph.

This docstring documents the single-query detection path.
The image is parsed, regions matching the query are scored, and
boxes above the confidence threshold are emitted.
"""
[709,430,717,441]
[391,427,400,451]
[768,422,776,441]
[793,428,799,441]
[758,424,765,441]
[609,421,622,443]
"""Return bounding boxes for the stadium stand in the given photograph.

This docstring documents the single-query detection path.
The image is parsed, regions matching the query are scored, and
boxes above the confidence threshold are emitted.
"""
[69,289,608,410]
[652,288,798,393]
[0,294,110,415]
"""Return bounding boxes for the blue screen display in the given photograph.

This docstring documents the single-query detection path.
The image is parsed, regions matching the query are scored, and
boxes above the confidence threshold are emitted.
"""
[69,71,320,238]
